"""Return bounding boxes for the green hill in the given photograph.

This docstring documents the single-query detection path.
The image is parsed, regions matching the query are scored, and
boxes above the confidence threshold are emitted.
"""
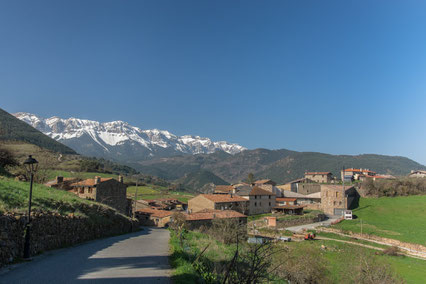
[175,170,230,192]
[137,148,426,184]
[0,108,76,155]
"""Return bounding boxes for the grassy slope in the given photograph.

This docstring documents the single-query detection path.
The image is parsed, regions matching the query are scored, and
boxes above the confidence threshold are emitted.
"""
[127,185,194,203]
[170,230,426,283]
[334,196,426,245]
[0,177,120,218]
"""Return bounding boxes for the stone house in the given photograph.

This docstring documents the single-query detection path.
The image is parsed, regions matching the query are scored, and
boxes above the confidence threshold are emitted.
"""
[304,172,333,183]
[236,186,276,215]
[139,198,187,211]
[408,170,426,178]
[254,179,282,196]
[341,168,376,181]
[188,194,249,215]
[276,198,297,206]
[135,208,173,227]
[320,184,359,216]
[70,176,129,215]
[183,209,247,230]
[276,178,315,192]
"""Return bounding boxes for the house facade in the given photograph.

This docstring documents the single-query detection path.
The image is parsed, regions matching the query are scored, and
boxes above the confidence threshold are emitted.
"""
[70,176,129,215]
[135,208,173,227]
[408,170,426,178]
[304,172,333,183]
[237,186,276,215]
[183,209,247,230]
[188,194,249,214]
[320,184,359,216]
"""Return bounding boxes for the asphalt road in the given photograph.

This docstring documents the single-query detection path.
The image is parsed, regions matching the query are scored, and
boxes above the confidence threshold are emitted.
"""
[0,227,171,284]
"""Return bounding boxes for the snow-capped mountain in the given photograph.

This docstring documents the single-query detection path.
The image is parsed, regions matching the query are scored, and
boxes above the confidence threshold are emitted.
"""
[14,112,246,161]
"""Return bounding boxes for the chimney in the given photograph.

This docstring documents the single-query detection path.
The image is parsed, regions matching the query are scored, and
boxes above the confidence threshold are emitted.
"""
[94,176,101,185]
[118,175,124,183]
[56,176,64,184]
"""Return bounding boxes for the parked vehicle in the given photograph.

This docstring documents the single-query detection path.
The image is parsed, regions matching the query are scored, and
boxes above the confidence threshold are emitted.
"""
[304,233,316,240]
[277,236,291,242]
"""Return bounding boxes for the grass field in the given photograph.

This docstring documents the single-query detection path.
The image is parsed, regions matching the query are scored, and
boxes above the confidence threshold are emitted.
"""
[170,229,426,283]
[127,185,194,203]
[333,195,426,245]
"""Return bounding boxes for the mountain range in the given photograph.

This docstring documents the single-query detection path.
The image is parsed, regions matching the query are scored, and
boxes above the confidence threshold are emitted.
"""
[12,110,426,190]
[14,112,246,162]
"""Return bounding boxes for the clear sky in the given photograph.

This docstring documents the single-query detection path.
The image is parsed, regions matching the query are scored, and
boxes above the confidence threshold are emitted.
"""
[1,1,426,164]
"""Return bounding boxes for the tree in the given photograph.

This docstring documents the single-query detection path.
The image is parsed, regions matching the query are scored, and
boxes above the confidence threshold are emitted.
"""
[247,173,255,184]
[0,147,18,168]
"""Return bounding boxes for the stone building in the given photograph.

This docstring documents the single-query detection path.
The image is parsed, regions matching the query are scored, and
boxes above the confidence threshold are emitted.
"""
[304,172,333,183]
[135,208,173,227]
[320,184,359,216]
[341,168,376,181]
[45,176,78,190]
[408,170,426,178]
[70,176,129,215]
[188,194,249,214]
[183,209,247,230]
[277,178,315,192]
[236,186,276,215]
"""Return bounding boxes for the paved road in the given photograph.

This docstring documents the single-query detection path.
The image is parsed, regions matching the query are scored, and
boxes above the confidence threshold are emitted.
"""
[0,227,171,284]
[285,216,340,233]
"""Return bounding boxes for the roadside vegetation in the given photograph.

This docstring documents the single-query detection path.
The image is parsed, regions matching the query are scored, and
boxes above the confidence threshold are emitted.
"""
[169,218,417,283]
[333,195,426,245]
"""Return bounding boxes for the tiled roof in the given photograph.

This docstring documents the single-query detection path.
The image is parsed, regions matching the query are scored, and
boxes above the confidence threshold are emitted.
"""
[343,168,376,173]
[273,205,305,210]
[199,194,248,203]
[215,185,234,192]
[136,208,173,218]
[255,179,272,184]
[70,177,113,187]
[305,172,331,175]
[249,186,275,196]
[184,209,247,221]
[282,191,309,198]
[276,198,297,202]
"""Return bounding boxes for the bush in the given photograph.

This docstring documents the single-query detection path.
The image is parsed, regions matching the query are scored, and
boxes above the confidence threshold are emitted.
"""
[361,178,426,197]
[382,246,400,256]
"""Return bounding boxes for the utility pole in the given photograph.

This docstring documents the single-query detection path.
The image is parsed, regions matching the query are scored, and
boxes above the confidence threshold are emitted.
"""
[133,178,139,219]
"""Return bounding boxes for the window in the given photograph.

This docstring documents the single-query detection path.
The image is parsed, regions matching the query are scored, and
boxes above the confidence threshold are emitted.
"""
[333,201,337,206]
[79,188,84,194]
[269,202,271,206]
[335,192,339,198]
[254,202,257,207]
[269,196,271,199]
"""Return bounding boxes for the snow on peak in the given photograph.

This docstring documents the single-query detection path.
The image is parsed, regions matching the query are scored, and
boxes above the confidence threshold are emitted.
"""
[13,113,247,156]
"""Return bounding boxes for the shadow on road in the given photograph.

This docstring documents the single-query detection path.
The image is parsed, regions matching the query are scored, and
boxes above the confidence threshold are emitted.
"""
[0,227,171,284]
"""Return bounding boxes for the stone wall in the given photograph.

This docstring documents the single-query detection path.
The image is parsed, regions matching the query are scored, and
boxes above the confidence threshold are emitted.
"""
[0,204,138,268]
[252,214,326,229]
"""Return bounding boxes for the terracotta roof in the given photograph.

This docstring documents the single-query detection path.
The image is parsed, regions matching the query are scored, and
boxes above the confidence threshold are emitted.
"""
[305,172,331,175]
[249,186,275,196]
[255,179,273,184]
[199,194,248,203]
[136,208,173,218]
[276,198,297,202]
[343,168,376,173]
[184,209,247,221]
[273,205,305,210]
[70,177,113,187]
[215,185,234,192]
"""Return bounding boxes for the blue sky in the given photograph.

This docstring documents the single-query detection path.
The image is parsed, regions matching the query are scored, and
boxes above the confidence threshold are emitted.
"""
[2,1,426,164]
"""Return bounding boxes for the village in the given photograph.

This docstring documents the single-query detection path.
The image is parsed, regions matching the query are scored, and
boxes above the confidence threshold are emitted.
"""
[44,168,404,236]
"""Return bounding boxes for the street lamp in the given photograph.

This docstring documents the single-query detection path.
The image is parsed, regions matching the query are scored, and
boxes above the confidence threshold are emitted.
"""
[23,155,38,259]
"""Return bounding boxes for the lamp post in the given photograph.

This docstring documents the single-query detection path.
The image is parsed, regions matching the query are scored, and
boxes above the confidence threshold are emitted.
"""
[23,155,38,259]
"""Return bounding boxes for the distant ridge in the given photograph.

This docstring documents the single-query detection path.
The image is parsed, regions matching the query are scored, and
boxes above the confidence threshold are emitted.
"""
[0,108,76,155]
[136,148,426,185]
